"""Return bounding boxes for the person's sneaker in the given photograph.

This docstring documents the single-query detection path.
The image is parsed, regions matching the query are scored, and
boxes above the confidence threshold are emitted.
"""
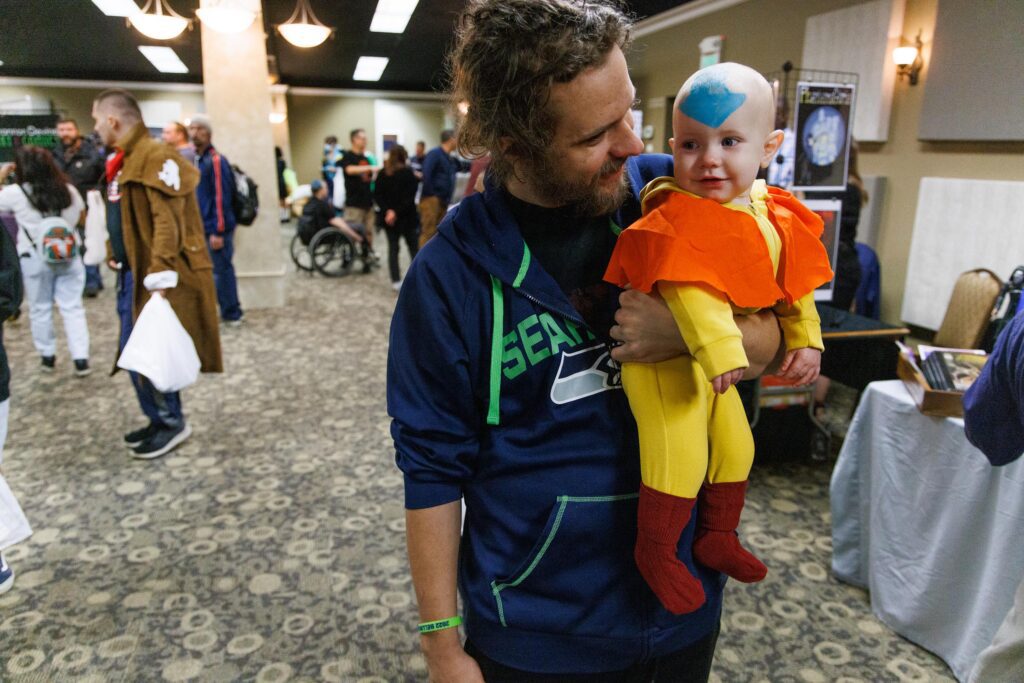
[83,286,99,298]
[40,356,55,372]
[124,422,159,448]
[391,279,403,292]
[73,359,92,377]
[132,423,192,460]
[0,553,13,595]
[223,317,244,328]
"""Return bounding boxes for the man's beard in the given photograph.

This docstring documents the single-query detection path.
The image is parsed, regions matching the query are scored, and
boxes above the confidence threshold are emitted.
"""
[532,154,630,217]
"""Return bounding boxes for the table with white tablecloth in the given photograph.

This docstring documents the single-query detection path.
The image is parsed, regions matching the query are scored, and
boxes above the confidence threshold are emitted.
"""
[830,380,1024,681]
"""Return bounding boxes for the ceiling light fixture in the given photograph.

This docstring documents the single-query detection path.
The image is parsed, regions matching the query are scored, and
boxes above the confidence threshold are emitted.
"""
[129,0,191,40]
[92,0,142,17]
[138,45,189,73]
[353,56,389,82]
[369,0,419,34]
[196,0,257,34]
[277,0,334,48]
[269,112,287,124]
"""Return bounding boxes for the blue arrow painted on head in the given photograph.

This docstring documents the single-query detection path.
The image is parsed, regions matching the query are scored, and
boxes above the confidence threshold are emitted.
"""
[680,73,747,128]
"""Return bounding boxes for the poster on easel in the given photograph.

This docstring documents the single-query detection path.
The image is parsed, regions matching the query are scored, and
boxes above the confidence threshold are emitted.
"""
[804,197,842,302]
[0,115,59,162]
[791,82,854,192]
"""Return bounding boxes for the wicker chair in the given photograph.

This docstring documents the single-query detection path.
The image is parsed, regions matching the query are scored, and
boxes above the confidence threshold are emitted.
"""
[932,269,1003,349]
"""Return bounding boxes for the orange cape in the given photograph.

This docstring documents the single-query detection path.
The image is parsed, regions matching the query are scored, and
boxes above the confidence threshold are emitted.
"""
[604,184,834,308]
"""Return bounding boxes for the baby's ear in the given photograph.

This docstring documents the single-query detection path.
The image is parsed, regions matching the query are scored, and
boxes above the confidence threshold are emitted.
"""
[760,129,784,168]
[667,137,676,153]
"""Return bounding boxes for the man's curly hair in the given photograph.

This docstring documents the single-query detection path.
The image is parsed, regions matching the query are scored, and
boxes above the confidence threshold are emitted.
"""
[450,0,632,187]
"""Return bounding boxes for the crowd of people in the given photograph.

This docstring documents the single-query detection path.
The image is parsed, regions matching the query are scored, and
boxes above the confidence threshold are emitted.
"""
[312,127,469,288]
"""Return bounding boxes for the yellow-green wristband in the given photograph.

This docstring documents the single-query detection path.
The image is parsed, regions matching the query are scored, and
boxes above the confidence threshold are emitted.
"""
[418,616,462,634]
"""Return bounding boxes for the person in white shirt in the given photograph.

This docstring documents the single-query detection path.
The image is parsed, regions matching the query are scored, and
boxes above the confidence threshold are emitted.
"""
[0,146,90,376]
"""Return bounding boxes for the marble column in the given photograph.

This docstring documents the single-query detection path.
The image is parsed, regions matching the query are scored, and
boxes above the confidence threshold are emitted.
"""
[198,0,285,309]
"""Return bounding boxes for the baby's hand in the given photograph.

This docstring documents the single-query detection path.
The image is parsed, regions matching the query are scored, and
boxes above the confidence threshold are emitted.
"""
[711,368,744,394]
[777,347,821,385]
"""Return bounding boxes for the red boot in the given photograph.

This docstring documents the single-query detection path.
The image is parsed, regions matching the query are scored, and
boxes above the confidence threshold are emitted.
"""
[635,483,706,615]
[692,480,767,582]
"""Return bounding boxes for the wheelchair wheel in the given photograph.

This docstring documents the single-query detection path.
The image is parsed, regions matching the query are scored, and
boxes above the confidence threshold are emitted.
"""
[310,228,355,278]
[290,233,313,272]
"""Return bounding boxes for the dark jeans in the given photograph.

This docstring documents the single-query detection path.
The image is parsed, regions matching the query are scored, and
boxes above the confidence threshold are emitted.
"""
[84,264,103,292]
[208,231,243,322]
[384,219,419,283]
[465,622,720,683]
[117,270,183,429]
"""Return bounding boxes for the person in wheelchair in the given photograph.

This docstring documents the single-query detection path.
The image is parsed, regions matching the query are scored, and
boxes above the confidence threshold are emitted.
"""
[300,180,364,247]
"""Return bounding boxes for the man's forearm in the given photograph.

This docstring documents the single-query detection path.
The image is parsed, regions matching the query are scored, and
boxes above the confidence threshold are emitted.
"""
[736,309,785,378]
[407,501,463,654]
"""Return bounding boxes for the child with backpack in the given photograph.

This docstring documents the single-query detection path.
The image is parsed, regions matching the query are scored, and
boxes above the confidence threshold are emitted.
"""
[0,147,91,376]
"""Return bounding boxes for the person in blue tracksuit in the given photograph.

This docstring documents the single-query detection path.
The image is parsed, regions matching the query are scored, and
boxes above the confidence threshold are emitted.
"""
[387,2,783,679]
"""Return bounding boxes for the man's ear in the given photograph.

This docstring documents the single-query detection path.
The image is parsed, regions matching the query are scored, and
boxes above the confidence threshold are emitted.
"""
[761,129,784,168]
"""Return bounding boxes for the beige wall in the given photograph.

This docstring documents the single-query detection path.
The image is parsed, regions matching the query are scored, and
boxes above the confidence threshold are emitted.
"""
[285,94,445,186]
[630,0,1024,324]
[0,84,205,133]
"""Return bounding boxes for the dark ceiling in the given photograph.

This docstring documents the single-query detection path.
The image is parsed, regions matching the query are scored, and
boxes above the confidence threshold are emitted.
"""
[1,1,692,91]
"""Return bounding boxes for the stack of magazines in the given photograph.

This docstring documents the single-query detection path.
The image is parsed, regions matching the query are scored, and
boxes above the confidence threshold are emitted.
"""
[917,345,988,393]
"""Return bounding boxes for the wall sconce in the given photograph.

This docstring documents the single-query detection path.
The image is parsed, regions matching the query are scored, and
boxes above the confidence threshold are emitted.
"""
[893,30,924,86]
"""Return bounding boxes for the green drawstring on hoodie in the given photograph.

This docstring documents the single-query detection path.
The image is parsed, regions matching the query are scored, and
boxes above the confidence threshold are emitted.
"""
[487,244,532,426]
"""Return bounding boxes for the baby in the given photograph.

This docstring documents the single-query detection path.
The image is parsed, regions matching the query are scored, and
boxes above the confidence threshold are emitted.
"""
[605,62,833,614]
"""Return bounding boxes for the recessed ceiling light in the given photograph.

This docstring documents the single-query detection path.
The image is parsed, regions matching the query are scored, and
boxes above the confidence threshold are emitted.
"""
[353,56,388,82]
[92,0,142,17]
[369,0,418,34]
[138,46,188,74]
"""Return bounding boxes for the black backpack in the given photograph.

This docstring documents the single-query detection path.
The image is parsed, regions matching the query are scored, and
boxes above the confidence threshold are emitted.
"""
[231,164,258,226]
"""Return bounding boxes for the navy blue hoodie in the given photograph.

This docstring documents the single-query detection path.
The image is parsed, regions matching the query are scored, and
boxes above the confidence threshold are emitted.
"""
[388,154,724,673]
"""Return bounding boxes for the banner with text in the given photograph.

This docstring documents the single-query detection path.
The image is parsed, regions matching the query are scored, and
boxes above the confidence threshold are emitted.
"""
[0,115,59,162]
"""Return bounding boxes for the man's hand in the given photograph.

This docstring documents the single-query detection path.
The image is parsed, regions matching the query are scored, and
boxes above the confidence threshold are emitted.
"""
[107,259,121,271]
[209,234,224,250]
[711,368,744,394]
[385,209,397,227]
[776,347,821,386]
[610,289,687,363]
[422,635,484,683]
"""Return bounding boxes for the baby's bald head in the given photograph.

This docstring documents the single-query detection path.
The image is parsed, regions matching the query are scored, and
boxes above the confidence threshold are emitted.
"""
[673,62,775,136]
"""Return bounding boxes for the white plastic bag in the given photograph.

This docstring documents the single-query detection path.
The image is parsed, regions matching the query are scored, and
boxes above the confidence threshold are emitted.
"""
[117,295,201,392]
[83,189,108,266]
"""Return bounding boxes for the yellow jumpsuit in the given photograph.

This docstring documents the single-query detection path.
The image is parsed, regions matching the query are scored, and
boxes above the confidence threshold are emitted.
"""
[622,181,824,499]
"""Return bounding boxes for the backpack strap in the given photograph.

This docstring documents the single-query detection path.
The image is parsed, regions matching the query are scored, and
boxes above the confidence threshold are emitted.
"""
[17,185,43,251]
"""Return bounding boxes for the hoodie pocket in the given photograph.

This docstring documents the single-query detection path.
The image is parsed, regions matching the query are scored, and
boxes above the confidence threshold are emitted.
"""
[490,493,646,637]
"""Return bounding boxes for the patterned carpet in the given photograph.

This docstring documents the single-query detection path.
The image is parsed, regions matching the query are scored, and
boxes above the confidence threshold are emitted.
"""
[0,227,956,681]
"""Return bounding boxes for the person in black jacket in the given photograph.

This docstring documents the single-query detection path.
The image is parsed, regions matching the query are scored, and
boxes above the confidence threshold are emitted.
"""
[373,145,420,290]
[0,221,32,594]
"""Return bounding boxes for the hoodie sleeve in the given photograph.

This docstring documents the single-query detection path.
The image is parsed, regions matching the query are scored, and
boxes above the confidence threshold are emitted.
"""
[388,249,482,509]
[964,313,1024,466]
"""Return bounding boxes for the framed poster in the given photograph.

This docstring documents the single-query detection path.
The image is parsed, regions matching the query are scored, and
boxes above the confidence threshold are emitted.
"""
[791,82,854,192]
[0,114,59,162]
[803,198,843,302]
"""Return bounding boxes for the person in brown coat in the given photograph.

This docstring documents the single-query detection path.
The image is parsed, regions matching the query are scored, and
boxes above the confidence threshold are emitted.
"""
[92,89,222,460]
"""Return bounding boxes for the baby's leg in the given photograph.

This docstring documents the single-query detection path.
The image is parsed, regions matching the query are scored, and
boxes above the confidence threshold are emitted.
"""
[692,389,766,582]
[623,357,708,615]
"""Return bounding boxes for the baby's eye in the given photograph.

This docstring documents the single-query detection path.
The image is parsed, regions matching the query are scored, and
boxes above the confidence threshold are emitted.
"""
[722,137,740,147]
[680,140,698,151]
